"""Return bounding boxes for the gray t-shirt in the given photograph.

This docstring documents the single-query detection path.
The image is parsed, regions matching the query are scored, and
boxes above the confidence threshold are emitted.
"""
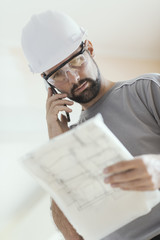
[79,73,160,240]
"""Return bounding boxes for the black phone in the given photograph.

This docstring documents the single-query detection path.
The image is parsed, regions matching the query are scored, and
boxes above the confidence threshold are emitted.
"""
[45,81,70,122]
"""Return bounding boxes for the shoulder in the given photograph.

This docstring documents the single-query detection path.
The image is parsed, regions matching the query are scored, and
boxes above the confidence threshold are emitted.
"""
[113,73,160,107]
[115,73,160,90]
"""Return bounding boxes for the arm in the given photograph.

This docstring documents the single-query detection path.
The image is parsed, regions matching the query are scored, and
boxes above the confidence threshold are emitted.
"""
[46,88,84,239]
[50,199,84,240]
[103,154,160,191]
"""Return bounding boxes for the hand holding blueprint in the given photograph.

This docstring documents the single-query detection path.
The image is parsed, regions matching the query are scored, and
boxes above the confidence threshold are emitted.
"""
[21,114,160,240]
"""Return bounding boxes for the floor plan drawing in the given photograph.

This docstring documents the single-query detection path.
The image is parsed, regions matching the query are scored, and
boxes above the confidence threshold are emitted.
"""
[22,114,160,240]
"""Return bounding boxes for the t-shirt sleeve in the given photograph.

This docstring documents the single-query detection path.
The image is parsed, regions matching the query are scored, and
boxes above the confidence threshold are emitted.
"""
[149,79,160,125]
[145,75,160,126]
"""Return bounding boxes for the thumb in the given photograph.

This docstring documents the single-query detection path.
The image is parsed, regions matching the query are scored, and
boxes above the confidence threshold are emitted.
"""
[60,114,68,125]
[60,114,69,132]
[47,87,52,99]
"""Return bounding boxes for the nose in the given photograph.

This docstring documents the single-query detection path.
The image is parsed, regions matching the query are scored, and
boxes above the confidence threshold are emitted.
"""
[66,69,80,84]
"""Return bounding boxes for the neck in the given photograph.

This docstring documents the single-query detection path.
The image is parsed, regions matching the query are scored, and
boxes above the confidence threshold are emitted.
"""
[81,77,115,110]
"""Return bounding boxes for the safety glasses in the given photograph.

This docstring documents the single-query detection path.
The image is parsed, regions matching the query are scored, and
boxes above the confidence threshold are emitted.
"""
[42,42,86,85]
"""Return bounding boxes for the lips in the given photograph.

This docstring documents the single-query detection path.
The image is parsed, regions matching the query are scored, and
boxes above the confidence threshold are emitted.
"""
[74,81,88,93]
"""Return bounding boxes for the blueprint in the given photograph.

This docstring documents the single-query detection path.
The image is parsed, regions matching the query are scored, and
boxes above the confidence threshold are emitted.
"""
[21,114,160,240]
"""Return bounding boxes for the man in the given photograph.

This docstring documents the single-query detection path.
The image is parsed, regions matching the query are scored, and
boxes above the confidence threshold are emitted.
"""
[21,10,160,240]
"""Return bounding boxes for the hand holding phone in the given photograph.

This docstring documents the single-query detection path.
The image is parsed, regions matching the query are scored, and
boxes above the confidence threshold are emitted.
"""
[45,81,70,122]
[50,85,70,122]
[46,88,74,138]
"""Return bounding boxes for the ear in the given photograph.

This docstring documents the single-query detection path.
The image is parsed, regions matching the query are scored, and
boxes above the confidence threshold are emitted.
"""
[41,73,45,78]
[84,40,95,57]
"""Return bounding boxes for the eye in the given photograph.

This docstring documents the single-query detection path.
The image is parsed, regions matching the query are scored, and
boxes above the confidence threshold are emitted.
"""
[70,55,85,67]
[51,70,62,79]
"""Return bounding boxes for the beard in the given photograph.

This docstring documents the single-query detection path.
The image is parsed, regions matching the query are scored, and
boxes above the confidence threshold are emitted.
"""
[56,57,101,103]
[68,67,101,104]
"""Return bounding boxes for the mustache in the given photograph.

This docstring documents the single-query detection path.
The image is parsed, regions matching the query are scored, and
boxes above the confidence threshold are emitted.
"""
[71,78,93,93]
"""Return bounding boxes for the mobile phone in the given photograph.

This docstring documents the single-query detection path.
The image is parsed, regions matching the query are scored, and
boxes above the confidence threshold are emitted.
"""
[44,80,70,122]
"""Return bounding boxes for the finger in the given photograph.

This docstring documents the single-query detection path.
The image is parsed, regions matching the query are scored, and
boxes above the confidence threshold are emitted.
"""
[110,177,153,189]
[49,101,73,112]
[46,94,68,110]
[46,94,71,109]
[104,169,147,184]
[49,99,74,108]
[47,87,53,99]
[61,114,68,124]
[50,105,72,116]
[47,100,73,113]
[47,92,67,101]
[47,105,72,122]
[103,160,139,174]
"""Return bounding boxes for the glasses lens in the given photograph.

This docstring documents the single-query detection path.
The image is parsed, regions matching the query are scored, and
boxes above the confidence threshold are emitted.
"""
[49,69,65,83]
[69,54,86,67]
[47,50,86,84]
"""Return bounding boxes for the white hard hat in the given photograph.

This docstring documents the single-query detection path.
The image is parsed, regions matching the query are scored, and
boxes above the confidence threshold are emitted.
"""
[21,10,86,73]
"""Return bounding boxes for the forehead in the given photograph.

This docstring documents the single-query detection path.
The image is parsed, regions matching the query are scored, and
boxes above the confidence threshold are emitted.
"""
[45,44,82,74]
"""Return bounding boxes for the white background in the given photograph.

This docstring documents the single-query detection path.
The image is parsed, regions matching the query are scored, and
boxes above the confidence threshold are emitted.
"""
[0,0,160,239]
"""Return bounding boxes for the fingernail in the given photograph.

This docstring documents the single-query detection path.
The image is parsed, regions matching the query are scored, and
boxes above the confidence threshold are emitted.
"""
[103,168,109,174]
[104,178,109,183]
[111,184,117,187]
